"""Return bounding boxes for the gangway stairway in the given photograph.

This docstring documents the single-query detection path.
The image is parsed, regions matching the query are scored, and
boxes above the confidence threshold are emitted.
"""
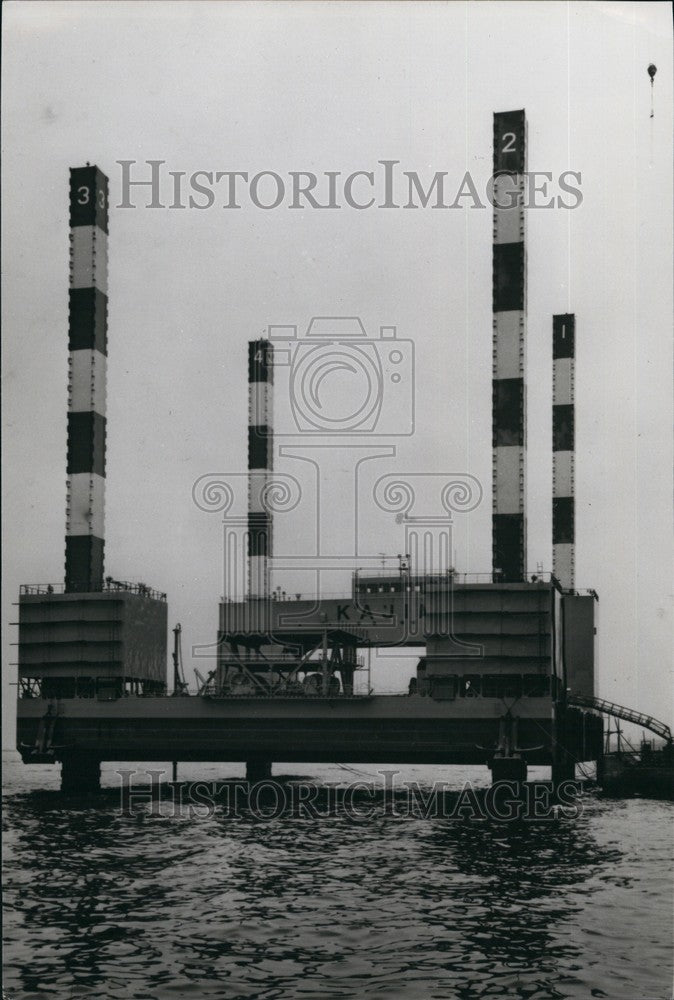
[568,694,672,744]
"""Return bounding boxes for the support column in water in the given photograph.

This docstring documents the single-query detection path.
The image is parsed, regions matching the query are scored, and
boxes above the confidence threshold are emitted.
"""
[61,756,102,795]
[246,759,272,783]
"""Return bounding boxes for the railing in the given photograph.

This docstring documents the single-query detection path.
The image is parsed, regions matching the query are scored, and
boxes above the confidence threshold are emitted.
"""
[200,687,373,700]
[222,573,561,606]
[354,571,599,596]
[219,652,308,663]
[220,573,601,606]
[354,571,557,593]
[20,580,167,601]
[20,585,64,595]
[218,654,366,668]
[222,591,354,603]
[569,694,673,743]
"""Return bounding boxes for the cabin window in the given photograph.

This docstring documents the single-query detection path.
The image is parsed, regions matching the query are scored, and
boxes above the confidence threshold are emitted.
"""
[524,675,550,697]
[461,675,482,697]
[42,677,77,699]
[96,678,122,700]
[430,676,458,700]
[499,675,522,698]
[76,677,96,698]
[482,675,523,698]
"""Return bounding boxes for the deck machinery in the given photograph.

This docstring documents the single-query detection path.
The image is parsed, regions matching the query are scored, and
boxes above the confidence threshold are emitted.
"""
[15,111,606,791]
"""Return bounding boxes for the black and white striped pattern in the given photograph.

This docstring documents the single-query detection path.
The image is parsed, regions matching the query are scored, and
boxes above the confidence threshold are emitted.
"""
[248,339,273,598]
[492,110,526,582]
[65,166,108,592]
[552,314,575,589]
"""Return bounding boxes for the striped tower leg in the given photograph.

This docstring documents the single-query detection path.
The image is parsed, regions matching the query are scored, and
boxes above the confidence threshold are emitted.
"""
[66,166,109,593]
[492,110,527,583]
[553,314,575,590]
[247,339,273,599]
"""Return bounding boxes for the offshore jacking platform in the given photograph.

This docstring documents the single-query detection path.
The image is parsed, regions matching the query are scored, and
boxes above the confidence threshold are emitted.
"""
[15,110,668,793]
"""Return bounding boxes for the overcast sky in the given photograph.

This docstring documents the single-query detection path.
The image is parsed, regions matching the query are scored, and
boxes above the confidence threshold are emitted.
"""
[2,1,672,744]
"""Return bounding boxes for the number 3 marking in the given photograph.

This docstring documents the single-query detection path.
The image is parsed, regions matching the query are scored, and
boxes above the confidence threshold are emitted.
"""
[98,189,106,209]
[502,132,517,153]
[77,186,90,205]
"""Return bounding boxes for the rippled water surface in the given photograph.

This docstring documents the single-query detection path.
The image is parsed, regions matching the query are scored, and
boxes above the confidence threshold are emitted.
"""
[3,753,673,1000]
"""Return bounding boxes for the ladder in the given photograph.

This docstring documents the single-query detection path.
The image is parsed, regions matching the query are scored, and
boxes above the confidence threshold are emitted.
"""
[568,694,672,743]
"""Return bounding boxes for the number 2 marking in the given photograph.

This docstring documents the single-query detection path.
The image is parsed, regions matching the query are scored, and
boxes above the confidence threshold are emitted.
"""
[502,132,517,153]
[77,186,90,205]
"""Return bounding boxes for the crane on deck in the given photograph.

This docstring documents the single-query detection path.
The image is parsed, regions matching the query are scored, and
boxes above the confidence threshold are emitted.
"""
[171,623,189,697]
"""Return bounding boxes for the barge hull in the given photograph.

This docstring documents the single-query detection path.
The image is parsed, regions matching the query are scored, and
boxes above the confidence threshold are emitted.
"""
[17,697,601,767]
